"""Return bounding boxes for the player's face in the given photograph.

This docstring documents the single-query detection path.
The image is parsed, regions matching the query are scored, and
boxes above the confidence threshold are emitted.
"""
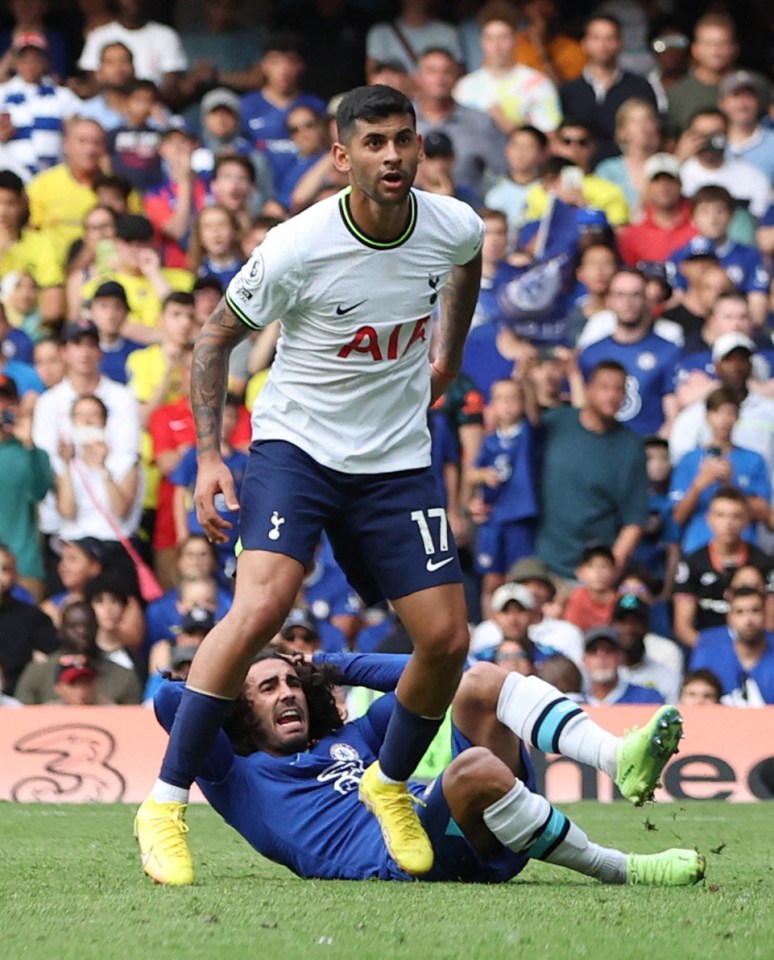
[334,114,421,207]
[244,659,310,755]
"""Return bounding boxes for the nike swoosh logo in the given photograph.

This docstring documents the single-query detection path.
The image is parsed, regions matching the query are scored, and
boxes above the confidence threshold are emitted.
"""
[426,556,454,572]
[336,299,367,316]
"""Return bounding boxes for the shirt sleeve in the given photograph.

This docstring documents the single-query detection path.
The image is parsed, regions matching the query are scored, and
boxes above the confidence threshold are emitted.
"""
[449,202,484,266]
[313,652,409,691]
[225,225,299,330]
[77,30,102,71]
[618,435,649,526]
[156,26,188,74]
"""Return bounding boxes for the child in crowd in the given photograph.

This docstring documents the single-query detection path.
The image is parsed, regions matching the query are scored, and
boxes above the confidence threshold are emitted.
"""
[668,185,770,325]
[144,604,215,702]
[632,436,679,587]
[88,280,143,384]
[679,668,723,705]
[84,572,144,681]
[564,543,618,632]
[170,395,248,579]
[144,561,232,650]
[468,378,539,614]
[187,205,244,289]
[108,80,164,192]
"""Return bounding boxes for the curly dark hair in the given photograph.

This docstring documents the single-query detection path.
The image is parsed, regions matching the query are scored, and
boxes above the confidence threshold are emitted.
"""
[223,651,343,756]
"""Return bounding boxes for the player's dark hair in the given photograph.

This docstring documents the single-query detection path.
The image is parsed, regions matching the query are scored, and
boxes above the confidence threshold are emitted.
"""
[224,651,343,756]
[84,572,129,607]
[336,85,415,142]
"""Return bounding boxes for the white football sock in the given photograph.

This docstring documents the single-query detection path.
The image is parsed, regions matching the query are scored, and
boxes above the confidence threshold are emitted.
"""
[496,672,619,778]
[151,779,190,804]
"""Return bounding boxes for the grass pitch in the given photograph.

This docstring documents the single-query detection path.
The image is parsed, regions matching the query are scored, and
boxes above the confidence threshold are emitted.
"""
[1,801,771,960]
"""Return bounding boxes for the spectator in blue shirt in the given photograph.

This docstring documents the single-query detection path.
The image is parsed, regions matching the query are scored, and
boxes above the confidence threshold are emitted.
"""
[691,586,774,704]
[579,268,681,436]
[582,626,665,705]
[670,386,771,555]
[89,281,143,385]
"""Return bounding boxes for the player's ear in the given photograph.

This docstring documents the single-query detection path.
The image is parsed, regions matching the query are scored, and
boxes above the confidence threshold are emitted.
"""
[331,141,351,175]
[416,131,425,163]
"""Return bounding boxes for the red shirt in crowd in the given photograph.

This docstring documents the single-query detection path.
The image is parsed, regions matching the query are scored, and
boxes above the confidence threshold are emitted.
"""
[617,199,697,268]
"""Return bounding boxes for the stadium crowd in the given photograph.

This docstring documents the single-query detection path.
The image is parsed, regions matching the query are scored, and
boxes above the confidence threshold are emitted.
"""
[1,0,774,713]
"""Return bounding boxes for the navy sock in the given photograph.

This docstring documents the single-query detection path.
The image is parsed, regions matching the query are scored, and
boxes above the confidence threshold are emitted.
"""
[378,699,444,782]
[159,687,234,789]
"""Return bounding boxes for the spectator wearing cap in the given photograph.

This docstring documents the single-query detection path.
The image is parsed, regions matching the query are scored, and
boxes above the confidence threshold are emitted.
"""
[670,332,774,470]
[77,0,188,104]
[579,268,681,437]
[675,110,769,245]
[582,626,665,705]
[471,556,584,664]
[611,594,682,703]
[594,99,663,218]
[669,385,770,556]
[0,170,64,326]
[617,153,697,269]
[192,87,274,209]
[16,598,141,704]
[719,71,774,185]
[366,1,462,77]
[0,378,51,596]
[107,79,166,193]
[277,607,322,658]
[564,543,618,633]
[144,603,215,702]
[239,34,327,189]
[38,538,144,648]
[523,119,629,228]
[0,0,69,83]
[672,292,774,408]
[32,319,141,576]
[413,47,508,199]
[536,359,648,579]
[52,656,101,705]
[667,14,738,137]
[0,31,81,178]
[453,3,561,137]
[143,122,208,271]
[88,281,142,385]
[691,586,774,705]
[667,185,770,327]
[79,214,194,338]
[477,582,559,666]
[558,14,659,166]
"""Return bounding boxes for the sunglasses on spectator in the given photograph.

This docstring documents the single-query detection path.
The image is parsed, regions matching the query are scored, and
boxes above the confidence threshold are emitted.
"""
[560,136,590,147]
[288,120,319,134]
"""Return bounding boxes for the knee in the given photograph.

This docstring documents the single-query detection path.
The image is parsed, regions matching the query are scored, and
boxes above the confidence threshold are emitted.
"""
[413,617,470,666]
[457,661,505,711]
[222,592,288,647]
[447,747,513,802]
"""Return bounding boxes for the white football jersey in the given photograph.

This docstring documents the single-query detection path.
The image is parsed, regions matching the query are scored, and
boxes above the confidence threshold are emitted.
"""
[226,188,483,473]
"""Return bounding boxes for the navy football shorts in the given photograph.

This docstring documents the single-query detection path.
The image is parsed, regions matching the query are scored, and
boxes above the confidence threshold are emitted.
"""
[238,440,463,604]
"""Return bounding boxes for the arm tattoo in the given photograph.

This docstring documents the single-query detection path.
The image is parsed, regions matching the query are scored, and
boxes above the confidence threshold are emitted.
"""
[437,252,482,373]
[191,299,250,457]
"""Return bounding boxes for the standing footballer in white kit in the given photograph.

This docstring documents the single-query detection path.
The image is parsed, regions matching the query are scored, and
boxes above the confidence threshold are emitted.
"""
[134,84,484,886]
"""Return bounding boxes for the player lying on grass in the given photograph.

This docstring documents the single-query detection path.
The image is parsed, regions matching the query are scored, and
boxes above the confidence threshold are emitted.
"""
[145,651,706,886]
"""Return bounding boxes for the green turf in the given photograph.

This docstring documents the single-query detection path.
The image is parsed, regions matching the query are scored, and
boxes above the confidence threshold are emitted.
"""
[1,801,771,960]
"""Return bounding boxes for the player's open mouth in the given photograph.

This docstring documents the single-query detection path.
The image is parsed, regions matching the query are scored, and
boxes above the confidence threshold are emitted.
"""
[276,707,304,727]
[381,172,403,185]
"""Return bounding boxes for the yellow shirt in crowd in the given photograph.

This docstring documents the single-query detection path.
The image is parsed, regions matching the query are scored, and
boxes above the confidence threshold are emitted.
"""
[524,176,630,228]
[0,229,64,288]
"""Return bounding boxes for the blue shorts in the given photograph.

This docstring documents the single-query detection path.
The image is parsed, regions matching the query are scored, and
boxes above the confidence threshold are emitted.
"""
[387,727,535,884]
[238,440,463,604]
[475,519,536,575]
